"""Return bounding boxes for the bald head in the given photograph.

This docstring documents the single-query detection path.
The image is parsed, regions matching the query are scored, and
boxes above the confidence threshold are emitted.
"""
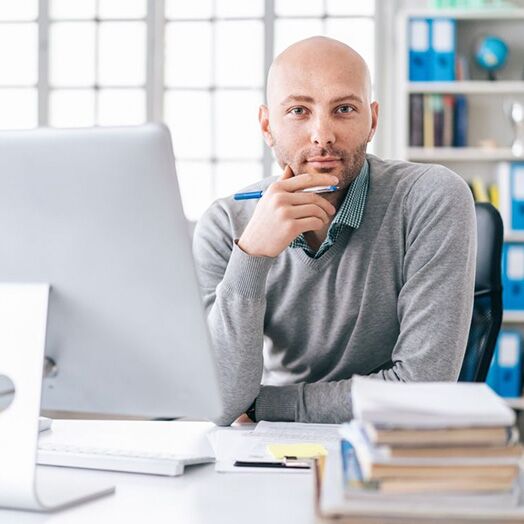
[258,36,378,193]
[266,37,372,107]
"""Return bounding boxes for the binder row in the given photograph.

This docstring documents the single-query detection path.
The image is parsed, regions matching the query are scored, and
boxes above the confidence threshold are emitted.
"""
[409,18,456,82]
[409,93,467,148]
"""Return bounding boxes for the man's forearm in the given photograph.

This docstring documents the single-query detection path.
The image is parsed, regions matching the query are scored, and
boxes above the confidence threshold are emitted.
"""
[206,245,274,425]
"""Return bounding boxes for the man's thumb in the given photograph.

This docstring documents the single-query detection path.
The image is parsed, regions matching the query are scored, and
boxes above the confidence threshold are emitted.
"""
[281,164,294,180]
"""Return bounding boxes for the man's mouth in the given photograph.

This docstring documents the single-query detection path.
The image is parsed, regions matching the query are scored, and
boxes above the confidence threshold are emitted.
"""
[306,156,342,169]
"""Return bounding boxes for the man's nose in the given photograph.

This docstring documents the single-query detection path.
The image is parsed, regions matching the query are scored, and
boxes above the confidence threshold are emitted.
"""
[310,117,336,147]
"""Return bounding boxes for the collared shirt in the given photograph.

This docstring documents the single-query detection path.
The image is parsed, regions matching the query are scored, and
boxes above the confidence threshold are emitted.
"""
[289,159,369,259]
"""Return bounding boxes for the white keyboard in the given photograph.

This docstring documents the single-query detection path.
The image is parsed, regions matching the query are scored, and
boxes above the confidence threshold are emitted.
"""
[37,442,214,476]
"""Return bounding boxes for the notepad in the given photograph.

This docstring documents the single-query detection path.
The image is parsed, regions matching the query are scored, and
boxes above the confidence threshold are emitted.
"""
[267,443,327,460]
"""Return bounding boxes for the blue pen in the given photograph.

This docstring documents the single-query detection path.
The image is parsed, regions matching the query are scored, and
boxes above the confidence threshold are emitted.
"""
[233,185,339,201]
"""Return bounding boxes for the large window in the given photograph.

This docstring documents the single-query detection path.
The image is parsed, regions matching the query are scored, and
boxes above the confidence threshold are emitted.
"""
[0,0,375,220]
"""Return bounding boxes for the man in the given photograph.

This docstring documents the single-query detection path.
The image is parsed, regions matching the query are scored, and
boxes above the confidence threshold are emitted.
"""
[193,37,476,425]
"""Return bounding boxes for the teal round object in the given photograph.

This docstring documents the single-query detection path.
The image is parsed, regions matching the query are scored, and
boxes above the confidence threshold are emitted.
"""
[474,36,508,72]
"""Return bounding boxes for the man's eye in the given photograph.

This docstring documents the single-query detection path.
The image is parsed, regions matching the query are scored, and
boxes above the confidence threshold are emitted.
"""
[337,105,353,114]
[290,107,306,115]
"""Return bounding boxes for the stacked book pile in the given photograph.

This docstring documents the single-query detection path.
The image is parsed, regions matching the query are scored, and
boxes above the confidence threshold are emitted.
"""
[317,377,524,521]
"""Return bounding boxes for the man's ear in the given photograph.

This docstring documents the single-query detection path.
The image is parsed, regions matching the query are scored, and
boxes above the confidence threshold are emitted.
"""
[367,101,379,143]
[259,105,274,147]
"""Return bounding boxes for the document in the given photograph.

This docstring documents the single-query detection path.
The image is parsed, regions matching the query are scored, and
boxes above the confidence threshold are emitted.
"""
[208,421,340,473]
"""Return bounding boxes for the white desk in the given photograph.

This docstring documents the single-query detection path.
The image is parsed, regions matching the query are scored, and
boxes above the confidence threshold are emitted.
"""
[0,421,316,524]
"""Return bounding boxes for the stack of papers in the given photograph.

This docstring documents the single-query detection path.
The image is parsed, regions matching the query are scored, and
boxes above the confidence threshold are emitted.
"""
[351,376,516,428]
[349,377,521,495]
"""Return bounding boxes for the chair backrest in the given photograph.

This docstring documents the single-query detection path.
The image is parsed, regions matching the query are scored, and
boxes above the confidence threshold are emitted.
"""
[458,203,503,382]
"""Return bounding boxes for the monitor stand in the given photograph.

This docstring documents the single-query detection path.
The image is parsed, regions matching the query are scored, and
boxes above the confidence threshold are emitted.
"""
[0,284,115,512]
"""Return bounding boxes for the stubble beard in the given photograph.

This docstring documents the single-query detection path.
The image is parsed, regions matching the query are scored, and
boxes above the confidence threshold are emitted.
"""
[272,138,369,190]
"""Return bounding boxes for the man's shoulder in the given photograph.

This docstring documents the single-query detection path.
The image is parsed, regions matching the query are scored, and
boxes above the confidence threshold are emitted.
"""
[367,154,470,199]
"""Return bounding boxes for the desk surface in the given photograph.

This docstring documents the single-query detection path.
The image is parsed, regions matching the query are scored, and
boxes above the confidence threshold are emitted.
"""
[0,421,316,524]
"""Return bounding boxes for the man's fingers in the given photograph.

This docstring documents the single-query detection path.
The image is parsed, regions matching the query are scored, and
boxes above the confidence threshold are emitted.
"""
[288,204,330,224]
[287,192,336,215]
[279,172,338,192]
[294,216,326,233]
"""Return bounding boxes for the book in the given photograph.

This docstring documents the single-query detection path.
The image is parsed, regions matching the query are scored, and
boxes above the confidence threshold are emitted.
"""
[351,377,516,429]
[471,177,489,203]
[364,424,514,447]
[409,94,424,147]
[442,94,454,147]
[433,94,444,147]
[423,94,434,148]
[453,94,468,147]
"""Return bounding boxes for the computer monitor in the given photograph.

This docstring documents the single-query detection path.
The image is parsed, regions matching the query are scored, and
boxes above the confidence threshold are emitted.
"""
[0,124,222,421]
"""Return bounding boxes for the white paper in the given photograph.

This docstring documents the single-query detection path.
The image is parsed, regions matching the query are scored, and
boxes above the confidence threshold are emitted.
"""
[410,20,429,51]
[499,333,520,367]
[508,246,524,280]
[513,166,524,200]
[208,421,340,473]
[432,19,454,52]
[351,376,515,428]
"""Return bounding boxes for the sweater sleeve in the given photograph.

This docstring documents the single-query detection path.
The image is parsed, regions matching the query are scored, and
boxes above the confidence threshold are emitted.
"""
[254,167,477,423]
[192,201,275,425]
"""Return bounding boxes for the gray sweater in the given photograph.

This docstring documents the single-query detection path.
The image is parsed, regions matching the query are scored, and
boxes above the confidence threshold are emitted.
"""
[193,155,477,425]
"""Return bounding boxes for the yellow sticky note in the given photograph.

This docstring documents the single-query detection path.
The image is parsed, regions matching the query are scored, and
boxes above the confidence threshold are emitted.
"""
[267,443,327,459]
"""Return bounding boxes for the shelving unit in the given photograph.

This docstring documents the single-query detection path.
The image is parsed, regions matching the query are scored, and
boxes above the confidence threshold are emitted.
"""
[395,8,524,366]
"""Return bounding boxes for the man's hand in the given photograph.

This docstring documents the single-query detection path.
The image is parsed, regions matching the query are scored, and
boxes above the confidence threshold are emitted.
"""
[238,166,337,258]
[232,413,254,425]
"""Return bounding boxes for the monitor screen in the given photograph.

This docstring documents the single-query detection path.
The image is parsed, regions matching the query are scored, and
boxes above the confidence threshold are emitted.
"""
[0,124,222,421]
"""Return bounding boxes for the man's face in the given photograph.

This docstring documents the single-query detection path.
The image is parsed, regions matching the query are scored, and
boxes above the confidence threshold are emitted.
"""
[260,47,378,190]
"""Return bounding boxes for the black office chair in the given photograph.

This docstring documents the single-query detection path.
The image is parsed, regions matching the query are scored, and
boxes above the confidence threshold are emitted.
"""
[458,203,504,382]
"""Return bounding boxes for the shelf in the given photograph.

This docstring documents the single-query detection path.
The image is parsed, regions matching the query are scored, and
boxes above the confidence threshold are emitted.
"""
[407,81,524,94]
[505,232,524,243]
[407,147,518,162]
[503,311,524,323]
[404,8,524,20]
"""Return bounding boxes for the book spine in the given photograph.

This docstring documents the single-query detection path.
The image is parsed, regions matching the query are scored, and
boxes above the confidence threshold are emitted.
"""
[409,94,424,147]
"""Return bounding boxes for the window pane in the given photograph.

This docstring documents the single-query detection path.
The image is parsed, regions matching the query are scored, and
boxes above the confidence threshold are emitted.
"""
[0,0,37,21]
[0,24,37,86]
[326,0,375,16]
[275,0,324,17]
[98,22,146,86]
[165,22,212,88]
[165,0,212,19]
[215,90,263,159]
[175,161,214,221]
[98,0,147,19]
[97,89,146,125]
[164,90,212,160]
[49,89,95,127]
[215,21,263,88]
[215,161,263,199]
[274,19,323,57]
[50,0,96,19]
[215,0,264,18]
[50,22,96,86]
[325,18,375,80]
[0,89,37,129]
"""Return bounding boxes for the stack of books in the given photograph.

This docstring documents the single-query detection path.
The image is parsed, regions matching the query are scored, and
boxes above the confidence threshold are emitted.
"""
[317,378,524,521]
[409,93,468,148]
